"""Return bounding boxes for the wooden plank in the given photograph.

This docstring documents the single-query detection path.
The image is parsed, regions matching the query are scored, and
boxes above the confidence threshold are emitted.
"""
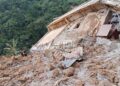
[92,9,111,36]
[97,24,112,36]
[47,0,120,31]
[68,12,82,21]
[36,25,67,47]
[78,12,100,37]
[47,0,100,28]
[48,20,66,31]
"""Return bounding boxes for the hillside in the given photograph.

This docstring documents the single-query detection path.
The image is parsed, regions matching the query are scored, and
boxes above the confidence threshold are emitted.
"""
[0,37,120,86]
[0,0,87,55]
[1,0,120,86]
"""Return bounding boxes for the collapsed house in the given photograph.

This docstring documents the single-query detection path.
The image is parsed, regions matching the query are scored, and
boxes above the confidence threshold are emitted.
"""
[2,0,120,86]
[31,0,120,52]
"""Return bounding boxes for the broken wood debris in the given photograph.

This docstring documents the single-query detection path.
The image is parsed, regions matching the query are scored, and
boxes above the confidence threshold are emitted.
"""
[97,24,112,37]
[2,0,120,86]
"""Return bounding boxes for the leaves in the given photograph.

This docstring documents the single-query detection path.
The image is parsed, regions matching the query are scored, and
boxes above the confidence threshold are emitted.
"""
[4,39,19,56]
[0,0,87,55]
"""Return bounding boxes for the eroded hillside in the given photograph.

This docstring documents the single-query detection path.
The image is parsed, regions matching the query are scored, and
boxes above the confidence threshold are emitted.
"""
[0,37,120,86]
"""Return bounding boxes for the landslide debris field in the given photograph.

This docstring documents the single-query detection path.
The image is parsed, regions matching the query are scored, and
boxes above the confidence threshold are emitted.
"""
[1,37,120,86]
[1,0,120,86]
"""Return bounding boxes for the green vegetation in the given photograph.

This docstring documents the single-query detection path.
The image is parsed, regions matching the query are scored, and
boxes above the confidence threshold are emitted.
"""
[0,0,87,55]
[4,39,19,55]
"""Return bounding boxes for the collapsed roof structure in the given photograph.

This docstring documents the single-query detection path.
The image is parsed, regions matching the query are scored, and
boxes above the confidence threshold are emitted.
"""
[31,0,120,52]
[2,1,120,86]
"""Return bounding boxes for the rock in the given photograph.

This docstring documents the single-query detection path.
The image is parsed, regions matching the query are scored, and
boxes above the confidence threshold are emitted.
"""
[3,72,9,77]
[99,69,116,83]
[113,77,119,84]
[87,78,99,85]
[63,67,75,77]
[75,80,84,86]
[51,69,60,78]
[73,62,81,68]
[62,59,77,68]
[0,77,11,81]
[72,47,83,57]
[0,64,6,70]
[47,63,55,71]
[98,80,116,86]
[61,47,83,68]
[14,65,33,75]
[108,42,118,51]
[29,81,40,86]
[23,71,33,79]
[44,49,53,58]
[96,37,112,46]
[63,47,83,59]
[118,82,120,86]
[18,77,28,83]
[53,51,64,61]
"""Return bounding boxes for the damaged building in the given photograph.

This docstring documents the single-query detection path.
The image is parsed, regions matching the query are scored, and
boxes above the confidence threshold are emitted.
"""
[31,0,120,52]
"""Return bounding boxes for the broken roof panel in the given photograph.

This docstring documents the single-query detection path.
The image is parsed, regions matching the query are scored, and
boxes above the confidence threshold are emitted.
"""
[31,0,120,52]
[47,0,120,31]
[47,0,100,30]
[78,12,100,37]
[35,25,67,47]
[97,24,112,37]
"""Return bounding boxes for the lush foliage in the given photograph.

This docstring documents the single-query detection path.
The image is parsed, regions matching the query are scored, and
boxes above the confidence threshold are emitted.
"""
[0,0,87,55]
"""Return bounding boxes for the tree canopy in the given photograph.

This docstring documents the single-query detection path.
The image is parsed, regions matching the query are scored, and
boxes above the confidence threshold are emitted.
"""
[0,0,87,55]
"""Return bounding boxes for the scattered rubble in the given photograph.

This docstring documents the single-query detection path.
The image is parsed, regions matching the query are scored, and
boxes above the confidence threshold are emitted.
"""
[1,37,120,86]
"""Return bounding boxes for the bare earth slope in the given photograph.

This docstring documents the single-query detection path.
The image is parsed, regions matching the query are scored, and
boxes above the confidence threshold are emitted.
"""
[0,37,120,86]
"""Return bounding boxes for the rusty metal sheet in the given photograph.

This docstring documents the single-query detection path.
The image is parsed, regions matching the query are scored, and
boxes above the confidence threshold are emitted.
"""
[97,24,112,37]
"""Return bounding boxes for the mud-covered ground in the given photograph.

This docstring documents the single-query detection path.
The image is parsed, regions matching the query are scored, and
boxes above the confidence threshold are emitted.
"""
[0,37,120,86]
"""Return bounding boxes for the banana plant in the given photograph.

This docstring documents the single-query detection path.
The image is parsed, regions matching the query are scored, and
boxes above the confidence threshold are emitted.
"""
[4,39,19,56]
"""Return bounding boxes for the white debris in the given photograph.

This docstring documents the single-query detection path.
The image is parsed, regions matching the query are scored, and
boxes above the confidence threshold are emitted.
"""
[62,59,77,68]
[96,37,112,46]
